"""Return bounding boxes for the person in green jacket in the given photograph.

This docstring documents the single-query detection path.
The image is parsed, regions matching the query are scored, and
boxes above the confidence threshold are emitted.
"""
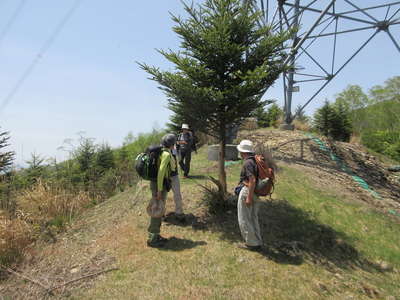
[147,133,176,248]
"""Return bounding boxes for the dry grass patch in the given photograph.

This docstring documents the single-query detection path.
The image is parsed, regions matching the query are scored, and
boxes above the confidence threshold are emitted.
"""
[17,180,93,228]
[0,214,32,267]
[293,119,311,131]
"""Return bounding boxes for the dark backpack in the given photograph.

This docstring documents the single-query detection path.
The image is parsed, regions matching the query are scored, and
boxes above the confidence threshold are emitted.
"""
[135,145,163,180]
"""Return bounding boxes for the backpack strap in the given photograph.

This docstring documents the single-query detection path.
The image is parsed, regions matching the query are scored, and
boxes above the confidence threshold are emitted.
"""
[248,156,259,180]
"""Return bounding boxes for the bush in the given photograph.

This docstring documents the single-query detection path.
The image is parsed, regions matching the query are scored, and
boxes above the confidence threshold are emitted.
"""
[361,130,400,162]
[313,100,352,142]
[200,184,234,215]
[293,119,311,131]
[383,141,400,161]
[267,104,283,128]
[0,214,32,266]
[96,168,119,199]
[0,179,17,215]
[17,180,92,227]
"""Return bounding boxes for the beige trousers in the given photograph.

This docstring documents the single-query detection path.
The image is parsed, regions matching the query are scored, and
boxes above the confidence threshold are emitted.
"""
[237,186,262,247]
[171,175,183,214]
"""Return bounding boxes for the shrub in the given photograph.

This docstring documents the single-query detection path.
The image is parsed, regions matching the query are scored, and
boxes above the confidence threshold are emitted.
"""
[0,214,32,266]
[267,104,284,128]
[293,119,311,132]
[17,180,92,227]
[96,168,119,199]
[383,141,400,162]
[313,100,352,142]
[200,184,233,215]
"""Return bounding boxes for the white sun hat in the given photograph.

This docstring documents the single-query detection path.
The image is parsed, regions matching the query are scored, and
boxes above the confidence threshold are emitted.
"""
[182,123,189,129]
[237,140,255,153]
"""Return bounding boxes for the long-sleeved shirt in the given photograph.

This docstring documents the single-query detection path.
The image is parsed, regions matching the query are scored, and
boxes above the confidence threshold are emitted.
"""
[157,148,172,191]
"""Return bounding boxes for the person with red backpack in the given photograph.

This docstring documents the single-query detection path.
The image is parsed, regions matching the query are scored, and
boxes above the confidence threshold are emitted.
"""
[236,139,263,252]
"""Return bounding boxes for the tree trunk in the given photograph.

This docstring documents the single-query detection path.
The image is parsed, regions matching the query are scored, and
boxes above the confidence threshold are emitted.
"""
[218,139,227,195]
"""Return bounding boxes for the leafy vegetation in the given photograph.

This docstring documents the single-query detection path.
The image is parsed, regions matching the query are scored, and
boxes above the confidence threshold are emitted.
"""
[0,129,165,267]
[252,103,284,128]
[0,128,14,174]
[311,76,400,162]
[313,100,352,142]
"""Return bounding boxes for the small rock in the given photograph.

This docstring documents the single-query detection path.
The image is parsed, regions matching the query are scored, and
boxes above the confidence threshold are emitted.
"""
[362,284,380,298]
[70,268,80,274]
[377,260,393,272]
[237,257,246,263]
[317,282,329,292]
[334,273,343,280]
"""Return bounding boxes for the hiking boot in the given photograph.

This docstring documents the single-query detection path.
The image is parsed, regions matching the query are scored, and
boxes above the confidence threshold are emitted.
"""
[237,243,263,252]
[147,235,168,248]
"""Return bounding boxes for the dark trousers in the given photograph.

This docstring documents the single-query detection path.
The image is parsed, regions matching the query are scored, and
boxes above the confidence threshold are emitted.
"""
[179,150,191,176]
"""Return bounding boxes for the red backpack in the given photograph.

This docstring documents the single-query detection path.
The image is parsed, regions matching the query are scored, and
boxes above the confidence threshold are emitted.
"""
[253,155,275,197]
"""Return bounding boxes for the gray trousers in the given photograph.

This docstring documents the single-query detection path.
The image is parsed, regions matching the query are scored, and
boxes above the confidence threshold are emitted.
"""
[148,181,167,235]
[171,175,183,214]
[237,186,262,247]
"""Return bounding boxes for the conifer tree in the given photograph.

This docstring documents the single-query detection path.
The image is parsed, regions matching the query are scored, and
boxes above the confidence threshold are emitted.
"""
[332,101,352,142]
[314,100,352,142]
[266,103,283,127]
[313,100,335,137]
[26,153,46,184]
[0,128,14,174]
[140,0,290,192]
[294,104,309,123]
[96,143,115,174]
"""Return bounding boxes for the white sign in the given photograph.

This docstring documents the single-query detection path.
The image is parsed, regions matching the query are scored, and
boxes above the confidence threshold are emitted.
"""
[291,86,300,92]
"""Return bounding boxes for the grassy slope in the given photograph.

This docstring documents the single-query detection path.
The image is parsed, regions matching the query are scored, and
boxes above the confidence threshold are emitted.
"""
[65,145,400,300]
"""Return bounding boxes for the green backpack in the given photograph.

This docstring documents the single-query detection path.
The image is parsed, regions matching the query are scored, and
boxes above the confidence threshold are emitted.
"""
[135,145,162,180]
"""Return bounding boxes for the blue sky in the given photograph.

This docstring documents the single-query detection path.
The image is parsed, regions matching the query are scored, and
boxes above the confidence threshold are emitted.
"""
[0,0,399,165]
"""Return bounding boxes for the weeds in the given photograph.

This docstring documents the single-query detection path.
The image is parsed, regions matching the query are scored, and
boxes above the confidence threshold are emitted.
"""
[0,214,32,266]
[17,180,93,227]
[293,119,311,131]
[199,178,235,215]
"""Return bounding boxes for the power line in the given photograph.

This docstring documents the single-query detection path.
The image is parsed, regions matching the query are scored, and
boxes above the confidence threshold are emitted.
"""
[0,0,27,49]
[0,0,84,115]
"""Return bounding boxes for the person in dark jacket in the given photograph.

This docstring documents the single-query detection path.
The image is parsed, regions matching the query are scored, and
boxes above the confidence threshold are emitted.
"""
[236,139,263,252]
[176,123,196,178]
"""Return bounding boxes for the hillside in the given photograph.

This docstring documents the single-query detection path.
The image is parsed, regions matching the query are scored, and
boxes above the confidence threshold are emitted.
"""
[1,129,400,299]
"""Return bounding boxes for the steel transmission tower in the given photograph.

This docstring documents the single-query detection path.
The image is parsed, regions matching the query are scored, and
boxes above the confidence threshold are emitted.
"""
[250,0,400,129]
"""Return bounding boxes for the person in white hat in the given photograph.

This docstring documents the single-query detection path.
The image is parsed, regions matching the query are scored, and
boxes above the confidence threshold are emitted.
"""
[235,139,263,251]
[176,123,196,178]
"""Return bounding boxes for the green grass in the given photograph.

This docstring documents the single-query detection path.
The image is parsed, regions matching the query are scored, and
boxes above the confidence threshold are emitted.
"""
[275,166,400,267]
[5,142,399,299]
[66,145,400,299]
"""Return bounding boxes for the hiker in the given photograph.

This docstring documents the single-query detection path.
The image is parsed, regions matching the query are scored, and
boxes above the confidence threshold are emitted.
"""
[177,123,196,178]
[147,133,177,248]
[236,139,263,251]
